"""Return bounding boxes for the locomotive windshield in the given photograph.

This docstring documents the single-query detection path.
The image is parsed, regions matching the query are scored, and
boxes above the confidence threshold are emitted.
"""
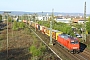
[71,40,78,44]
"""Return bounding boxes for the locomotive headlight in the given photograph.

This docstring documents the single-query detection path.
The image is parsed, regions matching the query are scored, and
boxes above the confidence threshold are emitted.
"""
[73,47,78,49]
[71,40,74,42]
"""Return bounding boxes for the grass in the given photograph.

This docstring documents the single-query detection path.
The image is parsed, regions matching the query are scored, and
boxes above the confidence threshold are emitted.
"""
[0,34,6,41]
[87,44,90,50]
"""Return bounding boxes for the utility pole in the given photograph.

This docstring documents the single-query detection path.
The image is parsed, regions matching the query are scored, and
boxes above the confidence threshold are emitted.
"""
[28,15,30,27]
[82,2,86,42]
[11,15,13,38]
[30,15,31,26]
[7,14,9,58]
[34,13,36,31]
[49,21,53,45]
[52,8,54,24]
[26,15,28,25]
[42,11,43,24]
[49,9,54,45]
[4,12,11,59]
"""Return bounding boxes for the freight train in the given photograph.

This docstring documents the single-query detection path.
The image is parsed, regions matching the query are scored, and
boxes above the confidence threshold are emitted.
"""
[24,20,80,54]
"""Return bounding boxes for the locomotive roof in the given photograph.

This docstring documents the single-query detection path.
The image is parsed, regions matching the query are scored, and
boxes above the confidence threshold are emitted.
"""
[59,34,77,40]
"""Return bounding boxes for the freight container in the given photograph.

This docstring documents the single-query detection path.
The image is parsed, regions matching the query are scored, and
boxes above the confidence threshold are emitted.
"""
[35,23,38,28]
[40,25,42,31]
[44,27,47,34]
[28,21,30,25]
[18,20,22,22]
[30,21,33,26]
[23,20,27,23]
[28,21,33,25]
[52,30,63,40]
[31,22,33,26]
[31,22,35,28]
[40,26,44,31]
[51,30,56,39]
[38,25,40,30]
[41,26,45,34]
[36,24,38,29]
[45,28,50,36]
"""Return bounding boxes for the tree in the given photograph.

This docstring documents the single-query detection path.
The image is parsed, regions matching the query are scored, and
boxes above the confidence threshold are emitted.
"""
[8,16,12,22]
[0,14,2,21]
[88,17,90,21]
[19,21,25,29]
[39,43,46,53]
[29,45,42,60]
[12,21,18,30]
[74,24,82,34]
[32,15,35,22]
[28,34,47,60]
[38,21,75,36]
[86,17,90,34]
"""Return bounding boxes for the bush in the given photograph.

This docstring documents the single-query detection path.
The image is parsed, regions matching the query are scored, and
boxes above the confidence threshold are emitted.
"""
[12,21,26,31]
[19,21,25,29]
[12,21,18,30]
[24,28,31,34]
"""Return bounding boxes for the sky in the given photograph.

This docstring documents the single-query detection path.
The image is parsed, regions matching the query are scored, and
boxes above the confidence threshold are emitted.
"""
[0,0,90,13]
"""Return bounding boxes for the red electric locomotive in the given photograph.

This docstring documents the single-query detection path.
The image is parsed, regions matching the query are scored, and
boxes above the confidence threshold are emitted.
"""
[57,34,80,53]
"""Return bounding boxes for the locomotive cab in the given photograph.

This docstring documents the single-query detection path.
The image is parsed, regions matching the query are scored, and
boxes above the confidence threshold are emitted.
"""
[70,39,80,54]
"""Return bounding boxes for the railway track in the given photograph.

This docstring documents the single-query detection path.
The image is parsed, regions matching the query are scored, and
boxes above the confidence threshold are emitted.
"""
[77,50,90,60]
[83,50,90,58]
[30,26,90,60]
